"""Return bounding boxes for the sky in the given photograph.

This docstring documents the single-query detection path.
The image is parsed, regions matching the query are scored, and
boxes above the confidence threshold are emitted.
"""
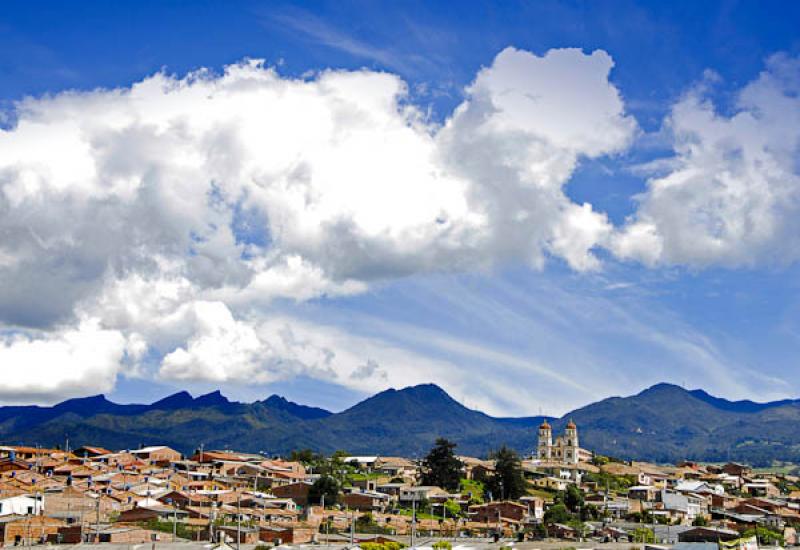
[1,0,800,417]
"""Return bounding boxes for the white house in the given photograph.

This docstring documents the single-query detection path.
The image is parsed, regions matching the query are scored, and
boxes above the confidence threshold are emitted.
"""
[0,495,44,516]
[674,480,724,495]
[399,486,447,503]
[662,490,703,522]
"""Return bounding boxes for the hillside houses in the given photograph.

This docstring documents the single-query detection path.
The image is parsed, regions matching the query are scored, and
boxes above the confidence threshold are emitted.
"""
[0,438,797,546]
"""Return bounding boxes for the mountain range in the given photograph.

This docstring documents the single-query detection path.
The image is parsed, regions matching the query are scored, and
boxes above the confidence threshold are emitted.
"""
[2,383,799,466]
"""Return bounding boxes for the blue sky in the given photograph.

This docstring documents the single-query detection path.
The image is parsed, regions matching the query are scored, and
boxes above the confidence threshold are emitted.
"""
[1,1,799,416]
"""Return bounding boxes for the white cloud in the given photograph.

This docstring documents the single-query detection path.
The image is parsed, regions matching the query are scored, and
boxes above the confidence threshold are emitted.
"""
[159,301,266,383]
[437,47,636,270]
[0,321,126,403]
[155,306,473,404]
[613,54,800,266]
[0,47,640,402]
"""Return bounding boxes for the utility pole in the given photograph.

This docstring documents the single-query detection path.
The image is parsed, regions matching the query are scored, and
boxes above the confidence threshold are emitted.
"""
[349,509,355,546]
[411,495,417,548]
[172,501,177,542]
[209,501,215,543]
[236,492,241,550]
[442,502,447,540]
[324,498,330,548]
[321,494,326,546]
[95,497,100,544]
[236,492,242,550]
[79,508,84,544]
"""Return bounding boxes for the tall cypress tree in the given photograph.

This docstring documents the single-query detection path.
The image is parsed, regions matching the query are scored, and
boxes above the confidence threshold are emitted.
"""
[421,438,463,491]
[488,445,527,500]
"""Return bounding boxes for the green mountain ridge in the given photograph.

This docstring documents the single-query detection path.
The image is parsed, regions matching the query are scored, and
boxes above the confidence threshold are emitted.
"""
[2,382,798,465]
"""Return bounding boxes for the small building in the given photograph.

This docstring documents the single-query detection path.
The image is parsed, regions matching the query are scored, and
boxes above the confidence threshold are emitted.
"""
[0,459,31,474]
[661,489,705,523]
[0,515,63,545]
[341,490,391,512]
[678,526,740,543]
[270,481,312,506]
[259,524,315,544]
[399,486,447,503]
[722,463,752,477]
[217,525,261,544]
[96,527,164,544]
[74,446,113,458]
[629,485,658,502]
[128,446,181,464]
[116,504,189,523]
[519,496,545,520]
[375,457,417,479]
[342,456,380,470]
[0,495,43,516]
[468,501,528,523]
[459,457,496,481]
[533,476,571,491]
[549,522,578,539]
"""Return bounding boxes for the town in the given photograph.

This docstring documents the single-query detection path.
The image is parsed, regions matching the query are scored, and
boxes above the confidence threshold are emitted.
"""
[0,422,797,550]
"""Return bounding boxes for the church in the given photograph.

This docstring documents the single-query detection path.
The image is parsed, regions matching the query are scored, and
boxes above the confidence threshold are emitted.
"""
[536,419,582,464]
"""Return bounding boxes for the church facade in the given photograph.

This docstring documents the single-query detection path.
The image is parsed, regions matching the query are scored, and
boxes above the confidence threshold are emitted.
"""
[537,419,580,464]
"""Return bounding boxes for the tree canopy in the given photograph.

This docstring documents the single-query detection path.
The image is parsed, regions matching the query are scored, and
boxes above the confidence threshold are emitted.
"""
[308,475,340,506]
[421,438,463,491]
[487,445,527,500]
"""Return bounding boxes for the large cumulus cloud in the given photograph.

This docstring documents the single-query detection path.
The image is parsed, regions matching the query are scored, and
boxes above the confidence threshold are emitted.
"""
[613,54,800,266]
[0,47,639,401]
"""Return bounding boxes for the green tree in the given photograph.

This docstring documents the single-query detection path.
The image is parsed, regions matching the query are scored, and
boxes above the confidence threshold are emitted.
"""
[631,528,655,543]
[317,450,352,485]
[743,526,784,546]
[591,455,609,466]
[308,475,340,506]
[543,503,572,525]
[290,449,322,464]
[356,513,378,530]
[443,499,462,518]
[692,515,708,526]
[421,438,463,491]
[459,478,485,504]
[488,446,527,500]
[563,485,584,513]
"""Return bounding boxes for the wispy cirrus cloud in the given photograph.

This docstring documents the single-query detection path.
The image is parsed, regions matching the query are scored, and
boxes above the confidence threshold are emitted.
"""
[260,7,436,76]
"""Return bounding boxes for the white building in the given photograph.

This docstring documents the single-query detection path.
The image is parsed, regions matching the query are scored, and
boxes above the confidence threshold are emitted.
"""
[661,489,704,522]
[0,495,43,516]
[537,420,580,464]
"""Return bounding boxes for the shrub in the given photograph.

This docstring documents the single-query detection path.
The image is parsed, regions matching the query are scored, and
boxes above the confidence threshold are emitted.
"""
[360,542,407,550]
[631,528,654,544]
